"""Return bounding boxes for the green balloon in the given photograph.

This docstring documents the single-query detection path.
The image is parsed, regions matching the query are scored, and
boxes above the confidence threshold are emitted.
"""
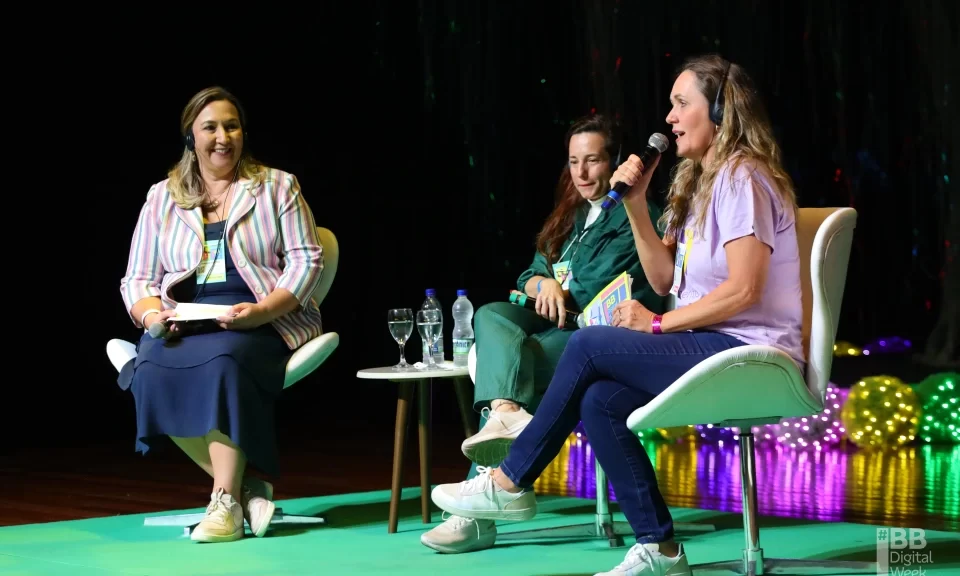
[913,372,959,444]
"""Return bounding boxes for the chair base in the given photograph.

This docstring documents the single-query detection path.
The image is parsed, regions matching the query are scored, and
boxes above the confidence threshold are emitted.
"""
[142,508,326,537]
[497,513,715,548]
[689,433,878,575]
[692,550,878,575]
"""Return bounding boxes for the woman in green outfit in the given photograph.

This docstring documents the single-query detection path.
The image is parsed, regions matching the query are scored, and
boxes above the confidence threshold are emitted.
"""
[420,114,666,554]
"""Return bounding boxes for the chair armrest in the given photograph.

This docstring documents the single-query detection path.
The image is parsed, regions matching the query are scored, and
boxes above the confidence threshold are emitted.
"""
[106,339,138,373]
[285,332,340,388]
[468,344,477,383]
[626,345,820,431]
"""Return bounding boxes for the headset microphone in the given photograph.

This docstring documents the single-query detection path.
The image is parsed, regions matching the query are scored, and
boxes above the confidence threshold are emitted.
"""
[601,133,670,210]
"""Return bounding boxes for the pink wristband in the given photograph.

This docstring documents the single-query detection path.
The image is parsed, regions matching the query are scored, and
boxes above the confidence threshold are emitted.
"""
[651,314,663,334]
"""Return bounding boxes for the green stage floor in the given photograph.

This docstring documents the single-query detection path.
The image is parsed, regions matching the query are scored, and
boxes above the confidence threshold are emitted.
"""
[1,487,958,575]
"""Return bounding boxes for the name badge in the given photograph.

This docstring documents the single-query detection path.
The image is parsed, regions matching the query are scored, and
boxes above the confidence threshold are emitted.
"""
[197,239,226,284]
[669,230,693,296]
[552,261,572,290]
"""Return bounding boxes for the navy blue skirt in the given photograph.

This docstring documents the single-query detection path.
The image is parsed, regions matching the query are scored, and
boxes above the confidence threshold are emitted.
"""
[121,220,292,476]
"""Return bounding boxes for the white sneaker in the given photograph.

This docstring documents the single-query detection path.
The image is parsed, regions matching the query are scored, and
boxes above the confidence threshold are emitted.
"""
[420,514,497,554]
[190,488,245,543]
[242,477,276,538]
[594,543,692,576]
[461,407,533,466]
[431,466,537,522]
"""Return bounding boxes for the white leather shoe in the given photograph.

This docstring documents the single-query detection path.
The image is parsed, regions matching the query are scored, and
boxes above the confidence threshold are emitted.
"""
[594,543,692,576]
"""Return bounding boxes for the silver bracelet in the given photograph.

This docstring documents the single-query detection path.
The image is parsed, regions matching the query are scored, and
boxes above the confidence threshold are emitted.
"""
[140,308,161,327]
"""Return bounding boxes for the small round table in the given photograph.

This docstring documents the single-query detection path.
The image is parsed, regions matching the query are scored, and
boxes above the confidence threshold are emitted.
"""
[356,361,477,534]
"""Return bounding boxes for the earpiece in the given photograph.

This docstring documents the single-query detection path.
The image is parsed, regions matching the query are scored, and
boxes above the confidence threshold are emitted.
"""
[709,60,733,126]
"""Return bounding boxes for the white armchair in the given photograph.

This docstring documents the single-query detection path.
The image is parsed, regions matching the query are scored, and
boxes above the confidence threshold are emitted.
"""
[627,207,876,574]
[105,226,341,535]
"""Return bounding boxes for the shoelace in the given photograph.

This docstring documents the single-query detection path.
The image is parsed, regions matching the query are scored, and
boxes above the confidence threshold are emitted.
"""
[205,488,231,526]
[441,512,486,540]
[615,543,658,572]
[458,466,494,495]
[479,407,502,427]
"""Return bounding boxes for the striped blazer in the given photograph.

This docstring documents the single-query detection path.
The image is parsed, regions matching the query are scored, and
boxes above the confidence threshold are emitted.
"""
[120,167,324,350]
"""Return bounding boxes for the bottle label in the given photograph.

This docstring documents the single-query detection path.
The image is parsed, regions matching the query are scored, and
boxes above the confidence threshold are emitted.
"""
[453,338,474,357]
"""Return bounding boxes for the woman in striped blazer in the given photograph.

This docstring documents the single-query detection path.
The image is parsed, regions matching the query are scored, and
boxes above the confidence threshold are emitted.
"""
[119,86,324,543]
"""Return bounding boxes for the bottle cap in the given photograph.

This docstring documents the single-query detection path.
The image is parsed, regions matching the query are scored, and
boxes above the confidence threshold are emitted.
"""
[426,289,436,296]
[457,289,468,297]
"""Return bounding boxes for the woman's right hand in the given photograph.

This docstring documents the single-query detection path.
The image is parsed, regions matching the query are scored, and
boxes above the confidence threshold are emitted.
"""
[610,153,661,204]
[535,278,568,328]
[146,309,180,339]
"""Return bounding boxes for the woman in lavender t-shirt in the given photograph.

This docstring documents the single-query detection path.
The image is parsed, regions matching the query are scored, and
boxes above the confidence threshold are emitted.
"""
[429,55,802,576]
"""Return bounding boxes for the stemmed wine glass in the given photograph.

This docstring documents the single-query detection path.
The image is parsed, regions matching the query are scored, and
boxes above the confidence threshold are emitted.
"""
[416,309,442,370]
[387,308,414,371]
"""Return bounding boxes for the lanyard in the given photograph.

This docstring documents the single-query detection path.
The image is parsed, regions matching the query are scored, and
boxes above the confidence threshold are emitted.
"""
[557,228,589,263]
[554,207,601,286]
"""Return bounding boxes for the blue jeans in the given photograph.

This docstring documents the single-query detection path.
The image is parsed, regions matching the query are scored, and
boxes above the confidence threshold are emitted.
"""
[499,326,745,543]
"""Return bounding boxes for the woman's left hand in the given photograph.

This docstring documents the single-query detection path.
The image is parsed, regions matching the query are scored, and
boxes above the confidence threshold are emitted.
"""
[612,300,655,332]
[217,302,271,330]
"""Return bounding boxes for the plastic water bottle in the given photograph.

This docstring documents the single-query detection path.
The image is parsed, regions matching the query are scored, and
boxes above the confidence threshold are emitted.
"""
[452,289,475,368]
[422,288,444,364]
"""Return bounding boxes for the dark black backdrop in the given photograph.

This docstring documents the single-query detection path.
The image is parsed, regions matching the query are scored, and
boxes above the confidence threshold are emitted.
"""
[11,1,957,451]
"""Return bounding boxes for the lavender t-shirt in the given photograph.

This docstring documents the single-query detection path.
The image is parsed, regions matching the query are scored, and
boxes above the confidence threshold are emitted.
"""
[673,160,805,368]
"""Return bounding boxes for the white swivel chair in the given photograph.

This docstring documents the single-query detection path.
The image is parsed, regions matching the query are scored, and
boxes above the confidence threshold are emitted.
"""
[105,226,341,535]
[465,320,715,547]
[627,207,876,575]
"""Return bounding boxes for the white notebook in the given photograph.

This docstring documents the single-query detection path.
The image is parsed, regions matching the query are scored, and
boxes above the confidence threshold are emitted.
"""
[172,303,233,322]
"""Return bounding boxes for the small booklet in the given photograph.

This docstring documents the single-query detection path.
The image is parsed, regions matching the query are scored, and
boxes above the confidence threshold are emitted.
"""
[171,303,234,322]
[581,272,633,327]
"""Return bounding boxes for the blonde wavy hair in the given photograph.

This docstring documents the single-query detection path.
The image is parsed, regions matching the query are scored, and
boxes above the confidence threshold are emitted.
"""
[660,55,797,240]
[167,86,266,209]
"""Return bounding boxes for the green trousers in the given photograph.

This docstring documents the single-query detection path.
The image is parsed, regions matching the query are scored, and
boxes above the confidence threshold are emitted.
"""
[472,301,574,414]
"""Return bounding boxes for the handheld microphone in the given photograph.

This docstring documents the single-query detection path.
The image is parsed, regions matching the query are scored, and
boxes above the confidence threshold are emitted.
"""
[509,292,585,329]
[601,133,670,210]
[148,322,169,339]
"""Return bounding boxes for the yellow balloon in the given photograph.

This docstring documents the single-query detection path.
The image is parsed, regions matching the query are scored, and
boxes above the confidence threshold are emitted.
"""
[841,375,921,448]
[657,425,697,442]
[833,340,862,357]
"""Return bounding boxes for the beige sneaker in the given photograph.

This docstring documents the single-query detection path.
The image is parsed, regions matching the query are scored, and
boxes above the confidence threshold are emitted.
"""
[190,488,244,543]
[593,543,692,576]
[431,466,537,522]
[242,477,276,538]
[461,407,533,466]
[420,514,497,554]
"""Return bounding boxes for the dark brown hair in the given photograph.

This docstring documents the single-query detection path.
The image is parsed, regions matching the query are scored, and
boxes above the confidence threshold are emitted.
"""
[535,114,620,263]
